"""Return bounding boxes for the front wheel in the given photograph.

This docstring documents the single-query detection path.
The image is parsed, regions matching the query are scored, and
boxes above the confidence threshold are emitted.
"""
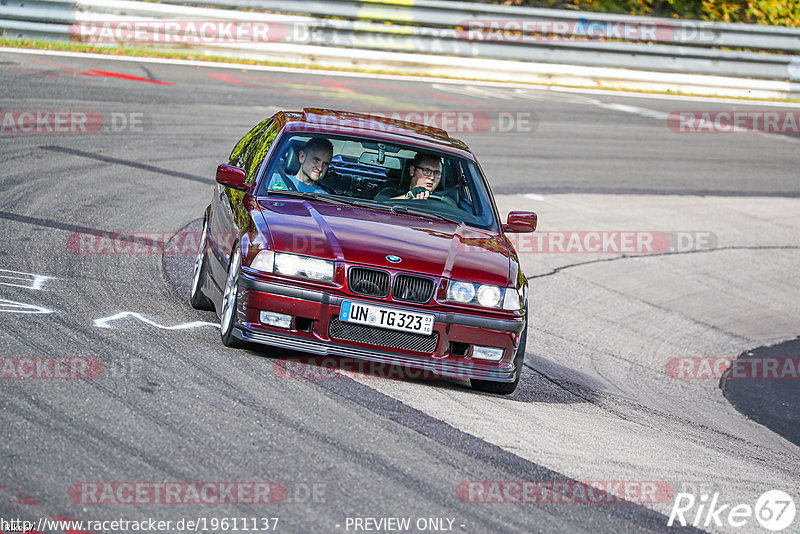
[190,219,214,311]
[471,322,527,395]
[219,248,245,348]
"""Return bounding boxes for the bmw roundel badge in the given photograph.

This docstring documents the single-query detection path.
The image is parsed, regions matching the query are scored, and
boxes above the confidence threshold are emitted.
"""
[386,255,402,264]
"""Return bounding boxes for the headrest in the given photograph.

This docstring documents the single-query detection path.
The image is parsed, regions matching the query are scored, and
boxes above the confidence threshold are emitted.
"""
[284,142,303,176]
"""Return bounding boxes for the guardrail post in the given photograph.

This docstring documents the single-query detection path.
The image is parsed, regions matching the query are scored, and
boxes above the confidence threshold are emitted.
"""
[789,57,800,82]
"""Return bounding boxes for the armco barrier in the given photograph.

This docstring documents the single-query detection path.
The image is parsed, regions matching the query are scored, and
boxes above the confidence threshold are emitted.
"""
[1,0,799,97]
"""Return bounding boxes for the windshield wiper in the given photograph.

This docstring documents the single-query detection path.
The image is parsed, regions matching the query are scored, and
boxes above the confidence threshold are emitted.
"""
[267,193,346,204]
[323,196,393,211]
[267,190,393,211]
[266,191,458,223]
[391,205,461,224]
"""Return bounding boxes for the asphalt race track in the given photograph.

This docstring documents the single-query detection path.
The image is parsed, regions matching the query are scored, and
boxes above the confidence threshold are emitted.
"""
[1,49,799,534]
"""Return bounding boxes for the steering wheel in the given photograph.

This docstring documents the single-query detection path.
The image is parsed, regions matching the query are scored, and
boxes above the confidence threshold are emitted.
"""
[427,194,457,207]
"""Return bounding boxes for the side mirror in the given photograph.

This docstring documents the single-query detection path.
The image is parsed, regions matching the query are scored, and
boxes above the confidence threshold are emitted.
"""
[503,211,537,233]
[216,164,248,191]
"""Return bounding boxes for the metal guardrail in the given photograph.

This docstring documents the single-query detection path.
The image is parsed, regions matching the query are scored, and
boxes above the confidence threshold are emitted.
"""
[171,0,800,52]
[1,0,799,83]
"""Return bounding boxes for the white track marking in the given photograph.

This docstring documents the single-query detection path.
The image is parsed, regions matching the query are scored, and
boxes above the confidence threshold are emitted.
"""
[549,85,800,108]
[0,269,54,290]
[430,83,479,97]
[0,299,54,314]
[520,89,800,144]
[593,102,670,120]
[94,312,217,330]
[512,88,545,101]
[581,98,800,144]
[431,83,513,99]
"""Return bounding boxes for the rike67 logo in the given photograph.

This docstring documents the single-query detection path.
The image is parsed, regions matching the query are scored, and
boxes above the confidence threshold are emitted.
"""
[668,490,796,531]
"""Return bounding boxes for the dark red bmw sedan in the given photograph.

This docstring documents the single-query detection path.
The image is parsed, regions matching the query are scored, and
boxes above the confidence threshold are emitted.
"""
[191,109,537,394]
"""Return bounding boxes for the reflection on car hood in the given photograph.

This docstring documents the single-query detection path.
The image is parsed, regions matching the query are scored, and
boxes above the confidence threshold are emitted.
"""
[257,199,511,285]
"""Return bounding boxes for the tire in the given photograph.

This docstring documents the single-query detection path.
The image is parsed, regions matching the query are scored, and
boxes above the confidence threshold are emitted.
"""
[471,320,528,395]
[190,219,214,311]
[219,247,246,348]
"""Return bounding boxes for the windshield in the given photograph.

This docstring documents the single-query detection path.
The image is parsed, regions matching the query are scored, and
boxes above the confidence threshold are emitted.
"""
[256,133,500,231]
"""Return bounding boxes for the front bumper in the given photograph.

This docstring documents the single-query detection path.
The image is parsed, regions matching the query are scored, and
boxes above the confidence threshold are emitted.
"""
[236,274,524,383]
[235,326,517,381]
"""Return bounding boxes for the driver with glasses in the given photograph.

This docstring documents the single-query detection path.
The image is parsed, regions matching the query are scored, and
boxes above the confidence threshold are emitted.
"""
[375,152,442,200]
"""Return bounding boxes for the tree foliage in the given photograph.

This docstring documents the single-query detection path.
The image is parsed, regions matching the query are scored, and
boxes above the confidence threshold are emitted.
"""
[494,0,800,26]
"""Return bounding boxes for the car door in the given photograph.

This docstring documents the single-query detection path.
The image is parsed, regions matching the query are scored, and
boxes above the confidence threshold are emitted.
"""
[208,118,277,286]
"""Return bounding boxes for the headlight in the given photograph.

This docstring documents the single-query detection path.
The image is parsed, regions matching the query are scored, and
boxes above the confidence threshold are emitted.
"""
[447,281,475,303]
[476,285,501,307]
[502,286,521,310]
[447,280,504,309]
[472,346,505,361]
[250,250,275,272]
[274,252,334,282]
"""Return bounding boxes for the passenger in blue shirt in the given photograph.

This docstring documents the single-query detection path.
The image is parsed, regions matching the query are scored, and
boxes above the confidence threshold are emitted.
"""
[267,138,333,194]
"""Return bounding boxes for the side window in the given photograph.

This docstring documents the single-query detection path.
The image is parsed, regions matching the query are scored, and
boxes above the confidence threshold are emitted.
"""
[229,118,270,169]
[243,121,278,186]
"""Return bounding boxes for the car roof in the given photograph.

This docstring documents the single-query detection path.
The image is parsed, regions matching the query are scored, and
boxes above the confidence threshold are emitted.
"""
[275,109,476,160]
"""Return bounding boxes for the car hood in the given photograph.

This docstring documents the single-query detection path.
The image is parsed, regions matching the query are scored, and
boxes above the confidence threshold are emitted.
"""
[256,199,512,286]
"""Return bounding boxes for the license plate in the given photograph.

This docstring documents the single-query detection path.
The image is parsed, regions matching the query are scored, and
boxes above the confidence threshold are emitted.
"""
[339,301,434,336]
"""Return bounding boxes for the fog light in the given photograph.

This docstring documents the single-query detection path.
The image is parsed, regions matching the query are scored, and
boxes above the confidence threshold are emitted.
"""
[472,346,504,362]
[259,311,292,329]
